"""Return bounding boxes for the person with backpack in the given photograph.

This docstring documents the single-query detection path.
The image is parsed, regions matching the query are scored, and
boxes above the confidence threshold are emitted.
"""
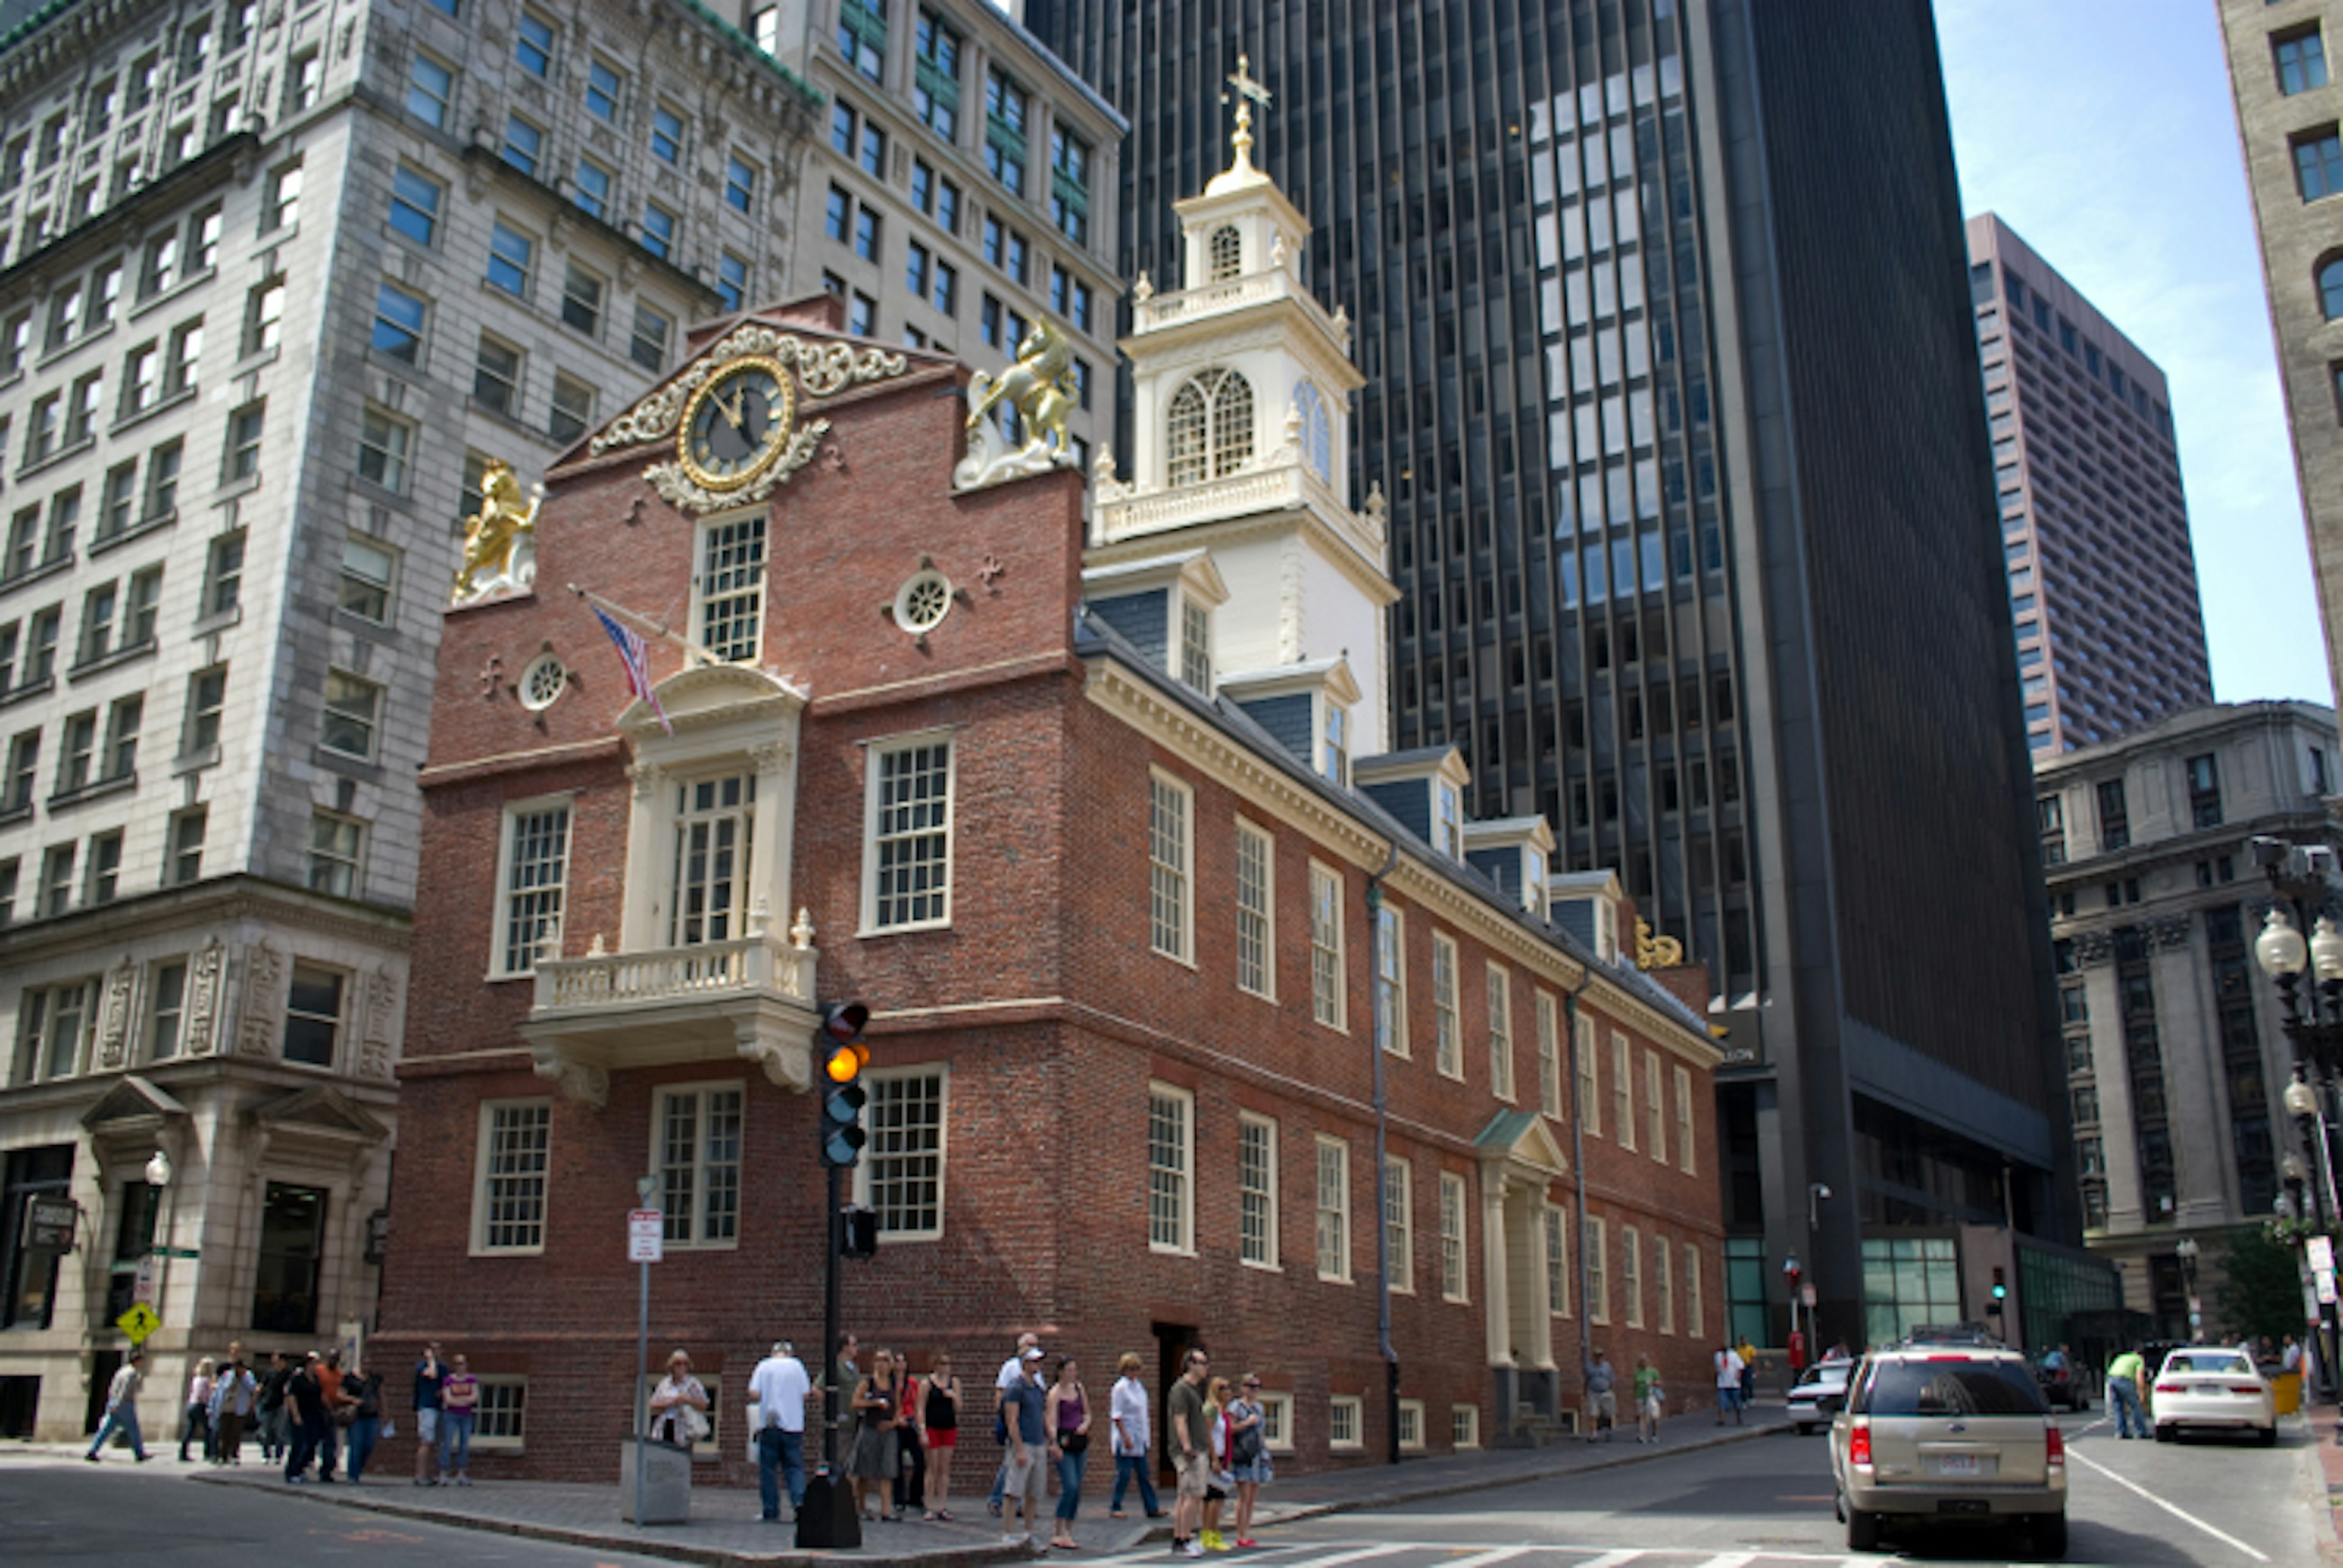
[1045,1356,1092,1550]
[1226,1373,1272,1549]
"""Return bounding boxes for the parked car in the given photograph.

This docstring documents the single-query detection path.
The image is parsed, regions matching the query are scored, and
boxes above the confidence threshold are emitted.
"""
[2150,1346,2277,1447]
[1790,1358,1856,1434]
[2035,1355,2089,1412]
[1830,1344,2068,1558]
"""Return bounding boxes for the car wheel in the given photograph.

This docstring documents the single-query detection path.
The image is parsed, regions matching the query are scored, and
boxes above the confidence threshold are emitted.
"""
[2255,1424,2277,1449]
[2154,1424,2175,1444]
[1848,1506,1881,1552]
[2034,1512,2069,1559]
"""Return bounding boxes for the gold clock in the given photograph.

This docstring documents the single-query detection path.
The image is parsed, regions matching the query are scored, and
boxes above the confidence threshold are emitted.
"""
[676,356,797,492]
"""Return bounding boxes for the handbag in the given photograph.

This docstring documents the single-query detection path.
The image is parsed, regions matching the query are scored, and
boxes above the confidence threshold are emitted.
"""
[1057,1430,1089,1455]
[382,1419,397,1440]
[680,1404,711,1442]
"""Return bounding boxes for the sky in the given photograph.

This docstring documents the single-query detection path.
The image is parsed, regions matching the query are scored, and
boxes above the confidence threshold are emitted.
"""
[1935,0,2332,706]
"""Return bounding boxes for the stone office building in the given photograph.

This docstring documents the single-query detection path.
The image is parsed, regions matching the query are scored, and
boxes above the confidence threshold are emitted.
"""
[2034,700,2342,1332]
[0,0,818,1443]
[373,137,1724,1478]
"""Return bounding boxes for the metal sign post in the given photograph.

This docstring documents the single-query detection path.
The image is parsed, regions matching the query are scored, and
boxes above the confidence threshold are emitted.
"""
[628,1178,661,1529]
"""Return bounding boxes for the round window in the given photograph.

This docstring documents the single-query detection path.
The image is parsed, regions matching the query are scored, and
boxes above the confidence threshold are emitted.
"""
[518,652,568,711]
[893,570,954,636]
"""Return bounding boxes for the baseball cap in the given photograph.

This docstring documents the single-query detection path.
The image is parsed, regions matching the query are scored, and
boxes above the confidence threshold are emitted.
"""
[1021,1347,1045,1361]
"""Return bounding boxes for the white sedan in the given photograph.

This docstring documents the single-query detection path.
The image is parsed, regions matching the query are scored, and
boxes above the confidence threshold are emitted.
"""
[1788,1358,1855,1434]
[2150,1346,2277,1447]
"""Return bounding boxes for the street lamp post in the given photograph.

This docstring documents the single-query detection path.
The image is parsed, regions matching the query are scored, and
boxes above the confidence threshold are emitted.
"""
[2175,1237,2200,1340]
[2250,836,2343,1398]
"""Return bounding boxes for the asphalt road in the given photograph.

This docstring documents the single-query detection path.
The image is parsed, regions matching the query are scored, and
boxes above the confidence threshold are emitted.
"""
[0,1456,684,1568]
[1070,1412,2329,1567]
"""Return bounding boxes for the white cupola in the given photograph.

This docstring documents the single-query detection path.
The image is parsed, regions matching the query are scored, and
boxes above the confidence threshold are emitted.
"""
[1088,54,1397,760]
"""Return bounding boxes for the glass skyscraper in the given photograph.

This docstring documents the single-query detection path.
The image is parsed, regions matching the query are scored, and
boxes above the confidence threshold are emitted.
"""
[1028,0,2077,1331]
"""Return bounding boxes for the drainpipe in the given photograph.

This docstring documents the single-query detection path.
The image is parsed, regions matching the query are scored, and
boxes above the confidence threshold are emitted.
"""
[1364,839,1402,1465]
[1562,969,1596,1411]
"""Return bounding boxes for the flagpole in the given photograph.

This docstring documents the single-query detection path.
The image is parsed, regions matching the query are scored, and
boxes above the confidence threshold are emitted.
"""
[566,583,729,667]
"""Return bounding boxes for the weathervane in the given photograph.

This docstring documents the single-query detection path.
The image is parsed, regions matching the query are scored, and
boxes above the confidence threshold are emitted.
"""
[1223,51,1272,168]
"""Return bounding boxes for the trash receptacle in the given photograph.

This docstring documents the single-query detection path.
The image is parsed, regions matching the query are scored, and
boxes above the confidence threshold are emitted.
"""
[2275,1371,2303,1416]
[620,1436,692,1523]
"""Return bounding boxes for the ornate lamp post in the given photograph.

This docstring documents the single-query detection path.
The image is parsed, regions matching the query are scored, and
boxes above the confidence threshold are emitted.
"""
[2251,836,2343,1400]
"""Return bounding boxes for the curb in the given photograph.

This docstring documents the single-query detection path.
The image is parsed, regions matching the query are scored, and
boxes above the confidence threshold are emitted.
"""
[184,1470,1034,1568]
[1127,1417,1793,1545]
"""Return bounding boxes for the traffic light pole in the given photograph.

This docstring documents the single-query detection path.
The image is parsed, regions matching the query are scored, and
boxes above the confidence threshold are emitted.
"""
[821,1158,843,1475]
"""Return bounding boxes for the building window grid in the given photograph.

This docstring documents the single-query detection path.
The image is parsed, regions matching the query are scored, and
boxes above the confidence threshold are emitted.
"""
[1431,932,1463,1078]
[1148,1084,1193,1254]
[1585,1215,1608,1323]
[1644,1050,1666,1163]
[1488,965,1514,1101]
[669,772,753,947]
[1234,818,1273,999]
[696,513,766,661]
[657,1084,743,1246]
[1610,1033,1634,1151]
[1238,1112,1277,1268]
[1315,1135,1350,1281]
[499,804,570,974]
[870,738,952,930]
[1672,1063,1696,1174]
[477,1101,553,1251]
[1538,993,1563,1120]
[1376,905,1408,1057]
[1148,771,1192,962]
[1384,1156,1413,1294]
[862,1068,946,1237]
[1546,1204,1571,1317]
[1309,861,1345,1029]
[1438,1170,1468,1302]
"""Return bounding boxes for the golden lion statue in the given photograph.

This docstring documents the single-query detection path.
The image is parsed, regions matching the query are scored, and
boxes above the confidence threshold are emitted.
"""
[966,318,1079,464]
[452,459,541,604]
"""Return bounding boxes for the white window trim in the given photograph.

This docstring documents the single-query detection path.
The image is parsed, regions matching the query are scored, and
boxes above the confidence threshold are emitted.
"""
[1611,1032,1635,1153]
[1487,962,1514,1102]
[1576,1014,1599,1137]
[1309,858,1347,1032]
[1683,1242,1704,1343]
[1438,1169,1469,1303]
[1674,1064,1697,1175]
[859,727,957,935]
[1622,1225,1643,1328]
[1451,1403,1481,1450]
[852,1062,951,1242]
[1536,991,1562,1121]
[1654,1229,1675,1336]
[1377,905,1409,1058]
[1258,1390,1295,1452]
[1327,1394,1364,1451]
[470,1375,528,1450]
[470,1097,552,1256]
[650,1079,746,1251]
[489,793,575,979]
[1234,815,1276,1002]
[1546,1203,1571,1319]
[1149,768,1196,966]
[1315,1133,1351,1284]
[1397,1397,1425,1451]
[1431,931,1462,1079]
[1148,1079,1196,1256]
[688,505,768,665]
[1645,1049,1667,1165]
[1585,1214,1608,1325]
[1384,1153,1413,1295]
[1237,1109,1280,1271]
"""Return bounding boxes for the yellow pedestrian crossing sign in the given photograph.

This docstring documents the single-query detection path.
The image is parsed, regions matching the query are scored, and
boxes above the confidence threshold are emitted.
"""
[115,1303,159,1343]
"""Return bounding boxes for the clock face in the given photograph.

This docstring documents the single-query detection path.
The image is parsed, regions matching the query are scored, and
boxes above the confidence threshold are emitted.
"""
[678,359,795,490]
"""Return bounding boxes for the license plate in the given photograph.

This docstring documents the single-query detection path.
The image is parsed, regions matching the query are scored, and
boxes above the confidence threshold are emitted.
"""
[1935,1453,1979,1476]
[1938,1497,1990,1514]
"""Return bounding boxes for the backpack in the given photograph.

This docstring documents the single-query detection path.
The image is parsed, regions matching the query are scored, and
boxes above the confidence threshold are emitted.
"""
[1229,1404,1262,1465]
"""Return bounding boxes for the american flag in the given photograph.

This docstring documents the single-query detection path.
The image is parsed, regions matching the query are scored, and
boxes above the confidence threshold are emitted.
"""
[592,603,672,735]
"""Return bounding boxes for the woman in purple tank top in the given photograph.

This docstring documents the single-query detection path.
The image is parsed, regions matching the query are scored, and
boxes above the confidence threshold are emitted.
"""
[1045,1357,1093,1550]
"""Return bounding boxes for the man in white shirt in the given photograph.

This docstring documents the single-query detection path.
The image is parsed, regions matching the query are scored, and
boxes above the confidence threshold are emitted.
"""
[745,1341,812,1521]
[987,1332,1039,1517]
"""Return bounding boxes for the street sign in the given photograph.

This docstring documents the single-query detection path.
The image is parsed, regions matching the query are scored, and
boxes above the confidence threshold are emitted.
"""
[132,1256,158,1307]
[24,1195,76,1251]
[628,1208,663,1263]
[2309,1236,2336,1275]
[2319,1269,2338,1307]
[115,1303,159,1343]
[1800,1282,1816,1308]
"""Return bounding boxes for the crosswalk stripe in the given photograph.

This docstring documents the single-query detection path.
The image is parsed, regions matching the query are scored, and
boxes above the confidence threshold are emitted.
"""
[1278,1544,1416,1568]
[1570,1553,1645,1567]
[1442,1548,1535,1568]
[1687,1556,1757,1568]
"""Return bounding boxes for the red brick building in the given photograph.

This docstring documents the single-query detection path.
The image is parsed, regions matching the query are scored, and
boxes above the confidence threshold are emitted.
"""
[376,143,1723,1484]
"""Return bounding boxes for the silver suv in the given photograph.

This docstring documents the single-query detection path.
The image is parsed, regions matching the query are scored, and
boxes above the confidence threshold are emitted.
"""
[1830,1344,2068,1558]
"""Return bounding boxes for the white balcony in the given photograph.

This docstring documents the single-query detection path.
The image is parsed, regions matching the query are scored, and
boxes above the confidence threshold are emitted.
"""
[522,933,821,1107]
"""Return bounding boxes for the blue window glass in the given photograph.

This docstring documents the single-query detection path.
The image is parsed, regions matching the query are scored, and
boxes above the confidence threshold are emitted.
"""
[2297,130,2343,201]
[574,159,611,220]
[717,252,747,312]
[486,221,533,297]
[725,156,755,214]
[2321,257,2343,320]
[501,115,541,177]
[2279,31,2329,96]
[585,59,621,121]
[388,165,440,245]
[651,105,683,164]
[371,281,426,362]
[641,202,675,260]
[515,10,553,76]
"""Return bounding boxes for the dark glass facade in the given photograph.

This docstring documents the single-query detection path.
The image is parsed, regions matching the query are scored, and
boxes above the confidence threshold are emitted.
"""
[1030,0,2075,1323]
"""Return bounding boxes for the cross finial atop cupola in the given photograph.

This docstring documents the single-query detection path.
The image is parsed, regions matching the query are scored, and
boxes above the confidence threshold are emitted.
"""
[1222,51,1271,175]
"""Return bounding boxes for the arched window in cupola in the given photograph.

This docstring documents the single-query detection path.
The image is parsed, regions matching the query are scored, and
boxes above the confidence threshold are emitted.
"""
[1208,224,1242,282]
[1167,367,1255,486]
[1295,381,1331,481]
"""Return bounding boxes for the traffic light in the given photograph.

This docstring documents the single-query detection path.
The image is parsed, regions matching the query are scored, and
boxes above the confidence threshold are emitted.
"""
[1988,1266,2008,1314]
[818,1002,870,1168]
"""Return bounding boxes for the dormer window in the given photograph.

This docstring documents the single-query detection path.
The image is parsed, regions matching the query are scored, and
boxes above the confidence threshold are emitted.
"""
[1295,381,1331,481]
[1524,847,1547,921]
[1320,702,1348,788]
[1436,781,1462,860]
[1209,223,1241,281]
[1180,595,1212,692]
[1167,367,1253,486]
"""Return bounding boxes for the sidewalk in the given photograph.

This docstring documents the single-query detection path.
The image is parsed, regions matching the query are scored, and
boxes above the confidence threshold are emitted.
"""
[15,1403,1788,1567]
[2307,1399,2343,1563]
